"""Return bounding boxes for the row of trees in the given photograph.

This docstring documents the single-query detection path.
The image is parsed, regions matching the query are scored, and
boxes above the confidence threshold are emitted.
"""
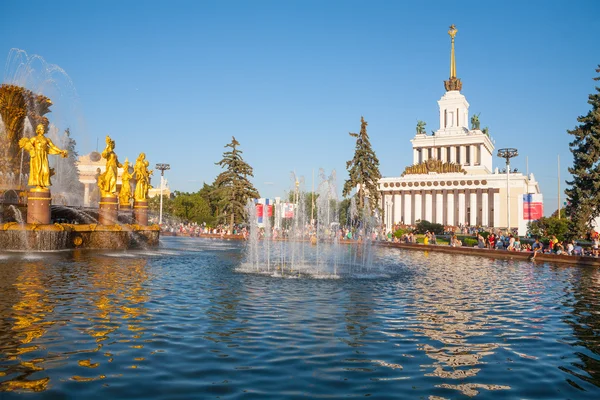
[152,117,384,227]
[144,65,600,236]
[149,136,260,227]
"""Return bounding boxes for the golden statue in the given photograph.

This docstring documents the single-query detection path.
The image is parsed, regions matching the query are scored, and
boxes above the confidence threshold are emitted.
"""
[18,124,68,190]
[119,158,133,206]
[98,135,122,197]
[133,152,153,201]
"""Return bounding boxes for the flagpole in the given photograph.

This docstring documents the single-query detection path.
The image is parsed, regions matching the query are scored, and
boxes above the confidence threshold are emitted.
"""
[558,154,561,219]
[311,169,314,224]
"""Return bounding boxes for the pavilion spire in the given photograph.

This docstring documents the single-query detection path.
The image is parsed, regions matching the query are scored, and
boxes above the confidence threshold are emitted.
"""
[444,24,463,91]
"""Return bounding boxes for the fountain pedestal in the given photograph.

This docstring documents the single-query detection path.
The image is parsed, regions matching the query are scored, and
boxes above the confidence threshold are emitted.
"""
[99,195,118,225]
[27,188,51,224]
[134,200,148,226]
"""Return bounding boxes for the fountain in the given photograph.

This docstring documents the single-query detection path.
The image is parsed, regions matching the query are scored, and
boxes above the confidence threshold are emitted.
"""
[240,169,382,278]
[0,51,159,251]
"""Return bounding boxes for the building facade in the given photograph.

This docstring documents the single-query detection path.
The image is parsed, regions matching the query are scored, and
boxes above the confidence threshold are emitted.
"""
[378,25,542,235]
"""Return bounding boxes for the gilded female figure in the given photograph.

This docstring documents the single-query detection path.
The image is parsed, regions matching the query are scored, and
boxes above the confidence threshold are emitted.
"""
[98,135,122,197]
[134,152,152,201]
[118,158,133,206]
[19,124,68,189]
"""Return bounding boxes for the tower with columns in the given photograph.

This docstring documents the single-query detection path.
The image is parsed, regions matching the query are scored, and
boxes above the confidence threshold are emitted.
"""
[378,25,542,235]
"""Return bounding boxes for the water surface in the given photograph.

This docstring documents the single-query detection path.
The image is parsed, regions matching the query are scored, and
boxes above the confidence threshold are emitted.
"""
[1,237,599,399]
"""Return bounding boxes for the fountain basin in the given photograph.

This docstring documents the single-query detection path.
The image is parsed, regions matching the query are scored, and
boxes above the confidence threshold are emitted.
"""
[0,223,159,251]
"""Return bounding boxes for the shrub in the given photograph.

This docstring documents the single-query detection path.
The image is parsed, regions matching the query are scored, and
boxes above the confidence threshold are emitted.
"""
[415,220,444,235]
[394,228,407,238]
[463,238,478,247]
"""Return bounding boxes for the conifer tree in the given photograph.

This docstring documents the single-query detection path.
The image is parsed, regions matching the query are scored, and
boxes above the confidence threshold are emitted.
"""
[342,116,382,212]
[566,65,600,239]
[213,136,259,229]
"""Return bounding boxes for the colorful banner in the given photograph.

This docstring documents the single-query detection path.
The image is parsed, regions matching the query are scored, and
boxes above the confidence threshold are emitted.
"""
[256,203,264,224]
[523,194,543,220]
[283,202,294,219]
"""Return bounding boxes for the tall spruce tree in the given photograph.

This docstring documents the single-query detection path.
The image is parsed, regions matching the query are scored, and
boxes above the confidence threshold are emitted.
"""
[566,65,600,239]
[213,136,259,229]
[342,116,382,212]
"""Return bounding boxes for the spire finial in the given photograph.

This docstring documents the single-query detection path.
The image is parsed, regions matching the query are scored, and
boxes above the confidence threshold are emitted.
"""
[444,24,462,91]
[449,24,457,78]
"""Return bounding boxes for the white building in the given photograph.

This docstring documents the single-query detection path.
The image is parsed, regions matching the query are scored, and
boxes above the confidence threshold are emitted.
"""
[378,25,542,235]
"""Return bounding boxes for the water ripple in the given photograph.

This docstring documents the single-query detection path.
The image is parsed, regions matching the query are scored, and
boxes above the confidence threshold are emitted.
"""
[0,238,599,398]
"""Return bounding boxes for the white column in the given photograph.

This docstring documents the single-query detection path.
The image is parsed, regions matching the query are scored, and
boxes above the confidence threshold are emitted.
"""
[413,148,419,164]
[482,192,489,226]
[440,147,446,162]
[440,108,445,130]
[470,191,477,226]
[404,192,412,225]
[393,193,401,226]
[447,193,454,225]
[493,191,501,228]
[414,192,422,222]
[470,145,476,166]
[436,192,444,224]
[425,192,432,222]
[458,192,466,225]
[450,146,456,163]
[460,146,466,166]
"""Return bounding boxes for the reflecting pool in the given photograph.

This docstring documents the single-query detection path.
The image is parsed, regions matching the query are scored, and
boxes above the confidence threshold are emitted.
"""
[1,237,600,399]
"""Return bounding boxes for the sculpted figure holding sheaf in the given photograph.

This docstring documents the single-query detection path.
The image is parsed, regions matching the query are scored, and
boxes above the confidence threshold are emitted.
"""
[119,158,133,206]
[134,152,153,201]
[98,135,122,197]
[18,124,68,190]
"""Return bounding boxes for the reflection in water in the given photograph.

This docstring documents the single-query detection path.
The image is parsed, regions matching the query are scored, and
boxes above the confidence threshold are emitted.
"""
[0,255,150,393]
[406,254,516,397]
[0,263,54,392]
[562,267,600,390]
[1,239,600,398]
[76,256,149,382]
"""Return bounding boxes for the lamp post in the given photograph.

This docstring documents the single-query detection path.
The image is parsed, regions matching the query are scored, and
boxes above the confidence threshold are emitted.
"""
[497,148,518,232]
[386,199,392,234]
[155,163,170,225]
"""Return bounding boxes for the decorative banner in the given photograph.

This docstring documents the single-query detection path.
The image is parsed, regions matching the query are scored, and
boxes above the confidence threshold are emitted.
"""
[256,203,264,224]
[283,202,295,219]
[523,194,543,220]
[265,198,273,217]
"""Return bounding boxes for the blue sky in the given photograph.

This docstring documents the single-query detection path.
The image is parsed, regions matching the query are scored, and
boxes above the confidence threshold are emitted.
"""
[1,0,599,215]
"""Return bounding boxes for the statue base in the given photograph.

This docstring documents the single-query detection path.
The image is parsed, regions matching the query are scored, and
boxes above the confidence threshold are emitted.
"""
[99,196,119,225]
[119,203,132,210]
[134,200,148,226]
[27,188,51,224]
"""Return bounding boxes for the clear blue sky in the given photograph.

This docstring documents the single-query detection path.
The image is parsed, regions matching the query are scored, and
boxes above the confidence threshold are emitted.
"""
[1,0,599,215]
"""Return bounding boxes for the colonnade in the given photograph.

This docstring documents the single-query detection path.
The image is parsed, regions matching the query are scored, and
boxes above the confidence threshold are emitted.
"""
[382,187,500,227]
[414,144,481,166]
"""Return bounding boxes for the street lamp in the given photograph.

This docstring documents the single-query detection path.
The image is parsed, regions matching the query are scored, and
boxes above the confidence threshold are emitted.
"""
[497,148,518,232]
[155,163,170,225]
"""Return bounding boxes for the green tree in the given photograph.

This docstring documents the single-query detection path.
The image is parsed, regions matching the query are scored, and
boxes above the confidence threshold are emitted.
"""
[213,136,260,228]
[527,216,570,241]
[566,66,600,239]
[172,192,212,224]
[198,182,219,217]
[342,116,382,213]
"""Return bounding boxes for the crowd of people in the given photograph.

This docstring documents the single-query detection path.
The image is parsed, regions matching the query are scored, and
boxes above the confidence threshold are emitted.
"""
[160,219,600,260]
